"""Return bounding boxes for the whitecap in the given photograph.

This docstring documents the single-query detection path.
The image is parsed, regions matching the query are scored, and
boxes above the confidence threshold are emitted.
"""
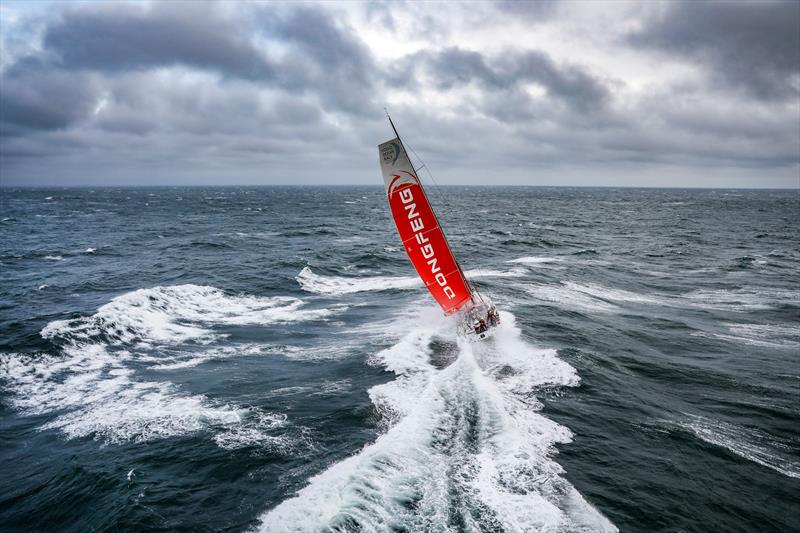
[297,266,525,296]
[42,284,340,346]
[525,283,619,313]
[695,323,800,349]
[296,266,420,295]
[507,256,563,264]
[671,414,800,479]
[1,284,341,448]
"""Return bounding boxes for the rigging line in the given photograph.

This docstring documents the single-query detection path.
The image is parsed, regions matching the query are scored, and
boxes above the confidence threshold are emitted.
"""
[404,140,487,300]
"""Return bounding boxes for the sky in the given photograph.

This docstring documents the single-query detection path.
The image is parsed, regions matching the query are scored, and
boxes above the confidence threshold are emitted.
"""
[0,0,798,188]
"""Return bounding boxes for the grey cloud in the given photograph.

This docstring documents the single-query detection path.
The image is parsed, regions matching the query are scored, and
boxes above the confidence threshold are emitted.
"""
[0,68,99,135]
[259,6,377,114]
[43,2,274,81]
[0,0,796,187]
[395,47,610,114]
[629,0,800,100]
[1,1,378,144]
[495,0,560,20]
[505,51,610,112]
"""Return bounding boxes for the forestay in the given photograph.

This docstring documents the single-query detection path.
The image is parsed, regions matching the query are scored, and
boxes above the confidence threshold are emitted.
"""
[378,137,473,314]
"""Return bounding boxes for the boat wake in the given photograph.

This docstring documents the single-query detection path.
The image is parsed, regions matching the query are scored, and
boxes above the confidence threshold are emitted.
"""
[256,308,616,532]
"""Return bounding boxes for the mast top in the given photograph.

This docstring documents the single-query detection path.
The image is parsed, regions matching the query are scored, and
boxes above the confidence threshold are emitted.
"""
[385,107,400,140]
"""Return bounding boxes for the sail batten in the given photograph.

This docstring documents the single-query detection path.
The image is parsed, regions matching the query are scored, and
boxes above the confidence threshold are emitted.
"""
[379,136,473,315]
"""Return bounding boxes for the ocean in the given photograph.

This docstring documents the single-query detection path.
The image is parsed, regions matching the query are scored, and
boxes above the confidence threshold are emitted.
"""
[0,186,797,532]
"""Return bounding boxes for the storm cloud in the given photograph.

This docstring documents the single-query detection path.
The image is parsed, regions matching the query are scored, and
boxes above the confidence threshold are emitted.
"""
[0,0,797,187]
[44,3,275,80]
[629,0,800,100]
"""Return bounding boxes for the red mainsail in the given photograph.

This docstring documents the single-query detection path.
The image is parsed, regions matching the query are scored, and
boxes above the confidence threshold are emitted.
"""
[379,137,473,314]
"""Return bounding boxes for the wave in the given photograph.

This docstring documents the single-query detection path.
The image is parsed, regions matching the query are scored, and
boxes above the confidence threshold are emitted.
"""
[0,284,339,447]
[297,266,420,295]
[684,288,800,312]
[256,309,615,532]
[563,282,662,305]
[526,281,798,316]
[42,284,339,346]
[671,415,800,479]
[507,256,563,265]
[0,347,296,449]
[525,283,619,313]
[694,323,800,349]
[297,266,525,296]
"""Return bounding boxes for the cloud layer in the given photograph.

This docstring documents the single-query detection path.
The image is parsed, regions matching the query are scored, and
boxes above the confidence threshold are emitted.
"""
[1,0,798,187]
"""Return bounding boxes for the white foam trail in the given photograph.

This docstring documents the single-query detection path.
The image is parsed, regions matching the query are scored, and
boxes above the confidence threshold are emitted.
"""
[149,344,272,370]
[256,308,615,532]
[465,267,527,278]
[564,282,664,305]
[693,323,800,349]
[684,288,800,312]
[44,255,63,261]
[673,415,800,479]
[297,266,525,296]
[297,266,420,295]
[1,284,334,448]
[507,256,563,264]
[525,283,619,312]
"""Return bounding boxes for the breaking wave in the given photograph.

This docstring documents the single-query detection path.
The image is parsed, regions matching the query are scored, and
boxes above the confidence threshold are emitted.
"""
[297,266,421,295]
[256,308,616,532]
[296,266,525,296]
[670,414,800,479]
[0,284,341,448]
[692,323,800,349]
[507,256,563,265]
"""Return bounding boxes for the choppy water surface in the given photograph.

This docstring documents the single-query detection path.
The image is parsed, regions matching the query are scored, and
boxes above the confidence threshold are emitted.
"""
[0,186,798,532]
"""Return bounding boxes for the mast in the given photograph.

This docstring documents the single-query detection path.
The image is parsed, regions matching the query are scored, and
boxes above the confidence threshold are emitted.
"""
[383,112,477,307]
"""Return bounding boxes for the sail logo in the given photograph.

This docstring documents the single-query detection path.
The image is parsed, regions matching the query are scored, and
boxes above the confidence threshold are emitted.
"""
[381,142,400,166]
[388,172,417,198]
[399,187,456,300]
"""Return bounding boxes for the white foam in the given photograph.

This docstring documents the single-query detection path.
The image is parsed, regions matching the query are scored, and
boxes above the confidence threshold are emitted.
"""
[297,266,524,296]
[296,266,420,295]
[1,284,336,448]
[465,266,527,278]
[85,247,97,254]
[673,415,800,479]
[150,344,271,370]
[479,312,580,396]
[696,323,800,349]
[0,346,256,444]
[507,256,563,265]
[256,308,615,532]
[525,283,619,312]
[44,255,63,261]
[684,288,799,312]
[563,282,662,304]
[42,284,339,346]
[213,412,302,452]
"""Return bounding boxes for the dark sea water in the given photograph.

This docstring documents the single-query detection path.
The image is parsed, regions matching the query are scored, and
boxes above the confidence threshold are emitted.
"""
[0,186,798,533]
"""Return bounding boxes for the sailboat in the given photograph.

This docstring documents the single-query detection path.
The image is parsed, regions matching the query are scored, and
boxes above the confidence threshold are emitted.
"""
[378,113,500,340]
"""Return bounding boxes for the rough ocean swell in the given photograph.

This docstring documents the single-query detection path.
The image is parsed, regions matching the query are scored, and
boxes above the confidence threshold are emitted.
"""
[0,186,798,532]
